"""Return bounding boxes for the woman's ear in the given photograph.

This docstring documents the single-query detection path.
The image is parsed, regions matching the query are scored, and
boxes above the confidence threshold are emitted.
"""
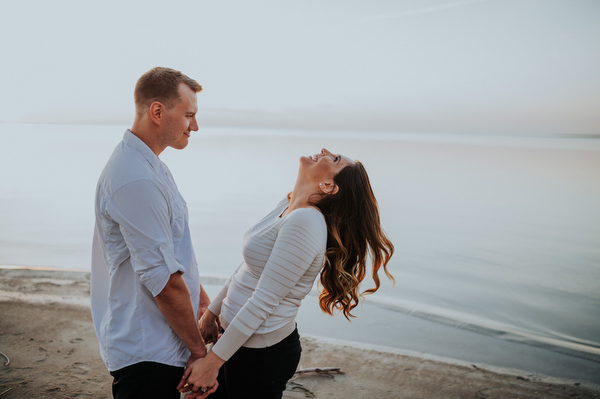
[319,182,339,195]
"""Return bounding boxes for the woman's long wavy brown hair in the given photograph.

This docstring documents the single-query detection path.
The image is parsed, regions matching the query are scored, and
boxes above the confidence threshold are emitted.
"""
[310,161,394,319]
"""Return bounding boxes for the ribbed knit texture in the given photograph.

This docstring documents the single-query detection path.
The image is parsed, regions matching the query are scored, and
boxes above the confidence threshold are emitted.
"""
[208,198,327,361]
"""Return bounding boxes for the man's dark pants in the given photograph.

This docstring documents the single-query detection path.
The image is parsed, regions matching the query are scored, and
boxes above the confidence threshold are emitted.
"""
[110,361,184,399]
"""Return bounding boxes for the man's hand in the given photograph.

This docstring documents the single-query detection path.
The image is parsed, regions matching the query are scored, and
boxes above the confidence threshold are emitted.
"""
[178,380,218,399]
[199,310,220,344]
[198,284,211,318]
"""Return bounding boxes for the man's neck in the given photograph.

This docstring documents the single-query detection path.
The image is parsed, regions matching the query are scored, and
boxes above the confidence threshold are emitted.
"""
[129,125,164,157]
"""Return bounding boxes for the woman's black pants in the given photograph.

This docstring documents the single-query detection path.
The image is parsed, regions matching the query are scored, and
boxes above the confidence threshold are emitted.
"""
[209,327,302,399]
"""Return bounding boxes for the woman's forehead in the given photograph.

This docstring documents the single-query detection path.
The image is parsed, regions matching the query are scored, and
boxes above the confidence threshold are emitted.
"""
[340,155,355,165]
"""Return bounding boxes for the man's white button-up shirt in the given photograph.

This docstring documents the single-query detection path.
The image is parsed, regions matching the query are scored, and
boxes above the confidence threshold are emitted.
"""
[91,130,200,372]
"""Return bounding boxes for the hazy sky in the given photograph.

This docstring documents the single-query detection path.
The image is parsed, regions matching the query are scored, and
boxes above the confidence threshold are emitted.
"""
[1,0,599,135]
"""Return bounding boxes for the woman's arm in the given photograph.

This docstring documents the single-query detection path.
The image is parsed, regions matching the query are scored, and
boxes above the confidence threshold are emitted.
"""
[211,208,326,361]
[199,263,241,343]
[205,262,241,316]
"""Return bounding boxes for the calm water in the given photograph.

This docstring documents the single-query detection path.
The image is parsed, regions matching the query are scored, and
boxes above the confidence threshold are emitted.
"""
[1,123,599,357]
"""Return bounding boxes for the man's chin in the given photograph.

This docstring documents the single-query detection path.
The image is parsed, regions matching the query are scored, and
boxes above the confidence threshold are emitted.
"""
[171,141,189,151]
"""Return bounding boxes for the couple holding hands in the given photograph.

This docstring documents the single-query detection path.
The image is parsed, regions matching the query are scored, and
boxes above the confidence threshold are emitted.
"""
[91,67,393,399]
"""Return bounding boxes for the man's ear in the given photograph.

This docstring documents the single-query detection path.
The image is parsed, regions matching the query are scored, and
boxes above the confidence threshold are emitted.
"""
[319,182,339,195]
[149,101,164,125]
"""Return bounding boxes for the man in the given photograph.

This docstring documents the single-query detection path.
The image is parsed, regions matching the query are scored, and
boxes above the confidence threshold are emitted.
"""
[91,67,216,398]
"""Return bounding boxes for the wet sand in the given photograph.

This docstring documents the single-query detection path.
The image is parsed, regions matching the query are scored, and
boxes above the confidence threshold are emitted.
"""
[0,268,598,399]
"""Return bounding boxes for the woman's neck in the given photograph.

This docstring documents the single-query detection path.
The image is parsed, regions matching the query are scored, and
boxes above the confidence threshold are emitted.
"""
[284,182,320,216]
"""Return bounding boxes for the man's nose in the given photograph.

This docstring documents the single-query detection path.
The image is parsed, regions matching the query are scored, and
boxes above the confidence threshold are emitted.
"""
[190,117,199,131]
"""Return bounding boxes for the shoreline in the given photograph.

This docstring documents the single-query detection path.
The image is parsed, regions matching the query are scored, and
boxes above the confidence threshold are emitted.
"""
[4,265,598,362]
[1,268,599,398]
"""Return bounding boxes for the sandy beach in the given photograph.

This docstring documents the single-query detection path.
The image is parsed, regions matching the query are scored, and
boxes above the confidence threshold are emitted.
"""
[0,269,598,399]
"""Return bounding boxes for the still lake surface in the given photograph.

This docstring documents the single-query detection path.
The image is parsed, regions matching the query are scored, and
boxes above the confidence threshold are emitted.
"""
[1,122,599,360]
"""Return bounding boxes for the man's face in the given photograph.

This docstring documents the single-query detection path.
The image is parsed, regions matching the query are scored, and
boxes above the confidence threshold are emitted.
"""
[160,83,199,151]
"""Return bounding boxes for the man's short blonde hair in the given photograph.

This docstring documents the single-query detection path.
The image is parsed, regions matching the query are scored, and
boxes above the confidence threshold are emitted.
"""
[134,67,202,116]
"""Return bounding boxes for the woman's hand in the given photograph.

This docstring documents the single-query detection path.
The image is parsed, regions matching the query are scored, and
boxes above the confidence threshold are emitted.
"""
[199,310,220,344]
[178,380,218,399]
[177,351,224,398]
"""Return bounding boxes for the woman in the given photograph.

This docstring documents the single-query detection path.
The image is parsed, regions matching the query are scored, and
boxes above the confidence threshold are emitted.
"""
[178,149,394,398]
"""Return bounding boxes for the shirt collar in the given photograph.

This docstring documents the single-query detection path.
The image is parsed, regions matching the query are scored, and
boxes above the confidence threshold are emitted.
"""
[123,129,161,171]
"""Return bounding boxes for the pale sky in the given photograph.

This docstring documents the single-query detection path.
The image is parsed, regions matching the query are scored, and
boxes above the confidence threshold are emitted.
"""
[1,0,599,135]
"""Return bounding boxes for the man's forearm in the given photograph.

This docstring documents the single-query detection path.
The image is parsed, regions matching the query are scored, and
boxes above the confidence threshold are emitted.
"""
[155,272,206,358]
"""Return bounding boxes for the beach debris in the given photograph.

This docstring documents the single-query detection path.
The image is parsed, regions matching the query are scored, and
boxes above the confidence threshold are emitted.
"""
[294,367,345,375]
[290,367,345,384]
[0,388,12,399]
[474,389,491,399]
[0,351,9,366]
[286,382,316,398]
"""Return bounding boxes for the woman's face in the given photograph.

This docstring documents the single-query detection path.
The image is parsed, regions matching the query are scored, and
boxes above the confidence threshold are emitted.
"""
[300,148,354,184]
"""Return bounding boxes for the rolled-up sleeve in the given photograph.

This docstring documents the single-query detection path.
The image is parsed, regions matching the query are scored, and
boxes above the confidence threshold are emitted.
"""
[106,179,184,296]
